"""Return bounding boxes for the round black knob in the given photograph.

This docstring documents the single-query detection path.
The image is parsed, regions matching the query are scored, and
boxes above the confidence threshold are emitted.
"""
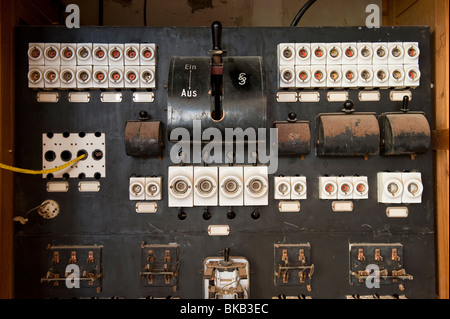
[139,110,149,120]
[288,112,297,121]
[343,99,354,111]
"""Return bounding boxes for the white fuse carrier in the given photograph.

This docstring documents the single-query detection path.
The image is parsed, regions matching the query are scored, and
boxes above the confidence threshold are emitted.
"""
[168,166,194,208]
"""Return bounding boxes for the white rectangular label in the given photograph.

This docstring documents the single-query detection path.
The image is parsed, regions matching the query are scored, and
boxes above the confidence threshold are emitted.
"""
[100,92,122,103]
[135,202,158,213]
[69,92,91,103]
[133,92,155,103]
[390,90,412,101]
[299,92,320,103]
[46,181,69,192]
[359,91,380,102]
[327,91,348,102]
[332,201,354,212]
[37,92,59,103]
[278,201,301,212]
[386,207,409,218]
[208,225,230,236]
[78,181,101,192]
[276,92,297,103]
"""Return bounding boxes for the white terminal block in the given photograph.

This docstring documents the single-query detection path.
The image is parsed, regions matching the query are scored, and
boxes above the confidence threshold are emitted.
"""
[28,43,45,65]
[108,43,124,65]
[327,43,342,65]
[76,66,93,89]
[60,43,77,65]
[93,44,109,65]
[129,177,146,200]
[295,66,311,88]
[28,66,45,89]
[357,43,373,65]
[401,172,423,204]
[377,172,403,204]
[124,43,140,65]
[42,132,106,179]
[311,43,327,65]
[279,66,296,88]
[373,65,390,88]
[274,176,291,200]
[140,66,156,89]
[194,166,218,207]
[295,43,311,65]
[243,166,268,206]
[278,43,296,65]
[404,65,421,88]
[403,42,420,64]
[76,43,93,65]
[43,66,60,89]
[60,67,77,89]
[352,176,369,200]
[93,66,109,89]
[372,42,389,65]
[168,166,194,208]
[108,66,124,88]
[357,66,374,88]
[124,66,140,88]
[291,176,307,200]
[145,177,162,201]
[44,43,60,66]
[140,43,157,66]
[388,42,405,65]
[342,66,358,88]
[311,66,327,88]
[219,166,244,207]
[319,176,338,200]
[337,176,354,200]
[389,65,405,87]
[341,43,358,65]
[327,66,342,88]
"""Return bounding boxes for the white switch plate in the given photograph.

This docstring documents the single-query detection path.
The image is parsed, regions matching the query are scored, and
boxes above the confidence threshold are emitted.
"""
[168,166,194,207]
[194,166,218,207]
[377,172,403,204]
[219,166,244,207]
[291,176,307,200]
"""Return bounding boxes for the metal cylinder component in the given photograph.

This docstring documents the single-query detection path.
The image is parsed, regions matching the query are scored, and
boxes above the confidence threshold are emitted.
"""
[274,120,311,156]
[316,113,380,157]
[124,120,163,157]
[379,112,431,156]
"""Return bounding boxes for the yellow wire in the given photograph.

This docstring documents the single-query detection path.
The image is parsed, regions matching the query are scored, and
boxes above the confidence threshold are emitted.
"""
[0,154,86,175]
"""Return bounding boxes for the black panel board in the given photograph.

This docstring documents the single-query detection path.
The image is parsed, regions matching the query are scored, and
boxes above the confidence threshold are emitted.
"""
[13,26,436,299]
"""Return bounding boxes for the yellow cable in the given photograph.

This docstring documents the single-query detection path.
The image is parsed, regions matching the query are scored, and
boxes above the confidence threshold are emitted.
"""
[0,154,86,175]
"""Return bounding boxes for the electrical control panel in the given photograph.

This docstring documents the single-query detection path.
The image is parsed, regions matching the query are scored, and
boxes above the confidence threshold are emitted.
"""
[13,25,435,299]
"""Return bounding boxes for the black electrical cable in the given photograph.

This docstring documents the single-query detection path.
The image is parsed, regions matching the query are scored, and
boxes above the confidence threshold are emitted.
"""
[290,0,318,27]
[144,0,147,26]
[99,0,104,26]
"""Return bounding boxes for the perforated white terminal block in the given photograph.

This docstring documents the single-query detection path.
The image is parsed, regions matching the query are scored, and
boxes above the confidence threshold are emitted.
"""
[42,132,106,179]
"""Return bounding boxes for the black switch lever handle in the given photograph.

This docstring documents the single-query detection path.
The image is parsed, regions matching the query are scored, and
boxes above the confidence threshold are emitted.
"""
[211,21,222,51]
